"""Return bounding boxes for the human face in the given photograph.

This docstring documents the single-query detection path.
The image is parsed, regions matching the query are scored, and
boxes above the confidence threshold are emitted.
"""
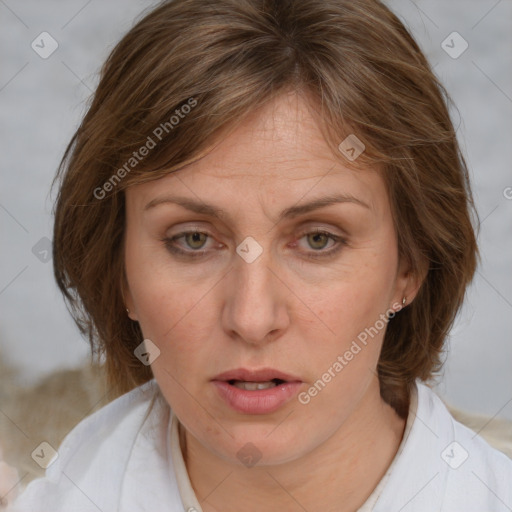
[124,91,413,466]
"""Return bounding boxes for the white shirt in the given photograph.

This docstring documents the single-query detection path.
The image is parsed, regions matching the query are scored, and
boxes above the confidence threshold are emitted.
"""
[9,379,512,511]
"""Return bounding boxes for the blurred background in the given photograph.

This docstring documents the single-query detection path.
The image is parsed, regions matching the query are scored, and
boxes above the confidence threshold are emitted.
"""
[1,0,511,420]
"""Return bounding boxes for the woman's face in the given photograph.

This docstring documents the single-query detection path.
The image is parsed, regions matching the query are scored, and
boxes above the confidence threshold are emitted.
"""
[124,91,416,466]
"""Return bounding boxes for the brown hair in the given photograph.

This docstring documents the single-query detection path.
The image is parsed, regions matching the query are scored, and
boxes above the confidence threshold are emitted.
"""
[53,0,478,417]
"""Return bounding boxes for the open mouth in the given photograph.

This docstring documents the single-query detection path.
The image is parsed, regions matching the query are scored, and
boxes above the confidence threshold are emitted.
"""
[212,369,302,414]
[226,378,287,390]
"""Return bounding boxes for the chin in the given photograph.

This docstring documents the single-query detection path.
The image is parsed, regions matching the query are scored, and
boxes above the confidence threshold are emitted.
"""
[206,421,312,467]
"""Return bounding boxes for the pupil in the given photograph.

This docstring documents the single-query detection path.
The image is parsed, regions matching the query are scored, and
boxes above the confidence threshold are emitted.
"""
[309,233,327,249]
[188,232,205,248]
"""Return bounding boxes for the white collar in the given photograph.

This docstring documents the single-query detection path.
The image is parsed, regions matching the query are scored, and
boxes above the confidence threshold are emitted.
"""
[169,408,203,511]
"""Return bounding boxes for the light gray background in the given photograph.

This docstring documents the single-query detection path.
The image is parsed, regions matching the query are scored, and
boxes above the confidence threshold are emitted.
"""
[1,1,511,419]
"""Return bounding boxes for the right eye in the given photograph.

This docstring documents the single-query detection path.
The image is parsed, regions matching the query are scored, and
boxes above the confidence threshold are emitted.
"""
[162,230,218,258]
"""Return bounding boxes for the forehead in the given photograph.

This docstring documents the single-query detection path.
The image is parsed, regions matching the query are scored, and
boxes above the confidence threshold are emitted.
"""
[188,91,350,180]
[126,91,387,217]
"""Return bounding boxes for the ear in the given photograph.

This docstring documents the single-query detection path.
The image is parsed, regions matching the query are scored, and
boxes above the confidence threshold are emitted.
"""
[121,271,139,321]
[393,254,428,308]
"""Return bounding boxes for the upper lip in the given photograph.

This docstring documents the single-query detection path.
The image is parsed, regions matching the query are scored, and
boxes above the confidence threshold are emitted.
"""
[212,368,302,383]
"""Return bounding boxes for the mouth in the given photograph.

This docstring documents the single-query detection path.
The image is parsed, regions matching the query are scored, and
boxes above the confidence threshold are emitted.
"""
[211,368,303,414]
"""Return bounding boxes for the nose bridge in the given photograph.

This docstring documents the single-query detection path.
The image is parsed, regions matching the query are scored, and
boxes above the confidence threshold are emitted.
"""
[223,243,287,344]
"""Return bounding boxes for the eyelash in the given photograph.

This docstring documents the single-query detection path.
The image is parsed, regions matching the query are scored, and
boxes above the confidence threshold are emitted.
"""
[162,229,346,261]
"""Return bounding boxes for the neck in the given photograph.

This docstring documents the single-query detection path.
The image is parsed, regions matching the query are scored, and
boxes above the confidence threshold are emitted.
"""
[183,379,407,512]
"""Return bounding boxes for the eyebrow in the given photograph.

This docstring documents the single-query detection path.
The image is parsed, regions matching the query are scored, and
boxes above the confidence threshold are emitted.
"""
[144,193,370,221]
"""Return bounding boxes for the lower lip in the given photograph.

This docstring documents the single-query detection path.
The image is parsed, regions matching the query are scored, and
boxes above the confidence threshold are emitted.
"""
[212,381,302,414]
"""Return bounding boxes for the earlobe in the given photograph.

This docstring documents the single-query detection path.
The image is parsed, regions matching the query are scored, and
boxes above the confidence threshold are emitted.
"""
[395,257,428,308]
[121,273,138,321]
[403,269,427,307]
[124,293,138,321]
[124,302,139,322]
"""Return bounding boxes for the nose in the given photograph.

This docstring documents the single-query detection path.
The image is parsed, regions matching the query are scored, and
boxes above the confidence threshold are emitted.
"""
[222,247,290,346]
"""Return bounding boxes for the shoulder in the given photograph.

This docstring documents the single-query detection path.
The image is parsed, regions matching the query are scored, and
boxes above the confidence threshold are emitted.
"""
[420,383,512,509]
[8,379,167,512]
[418,382,512,469]
[47,378,161,479]
[375,381,512,512]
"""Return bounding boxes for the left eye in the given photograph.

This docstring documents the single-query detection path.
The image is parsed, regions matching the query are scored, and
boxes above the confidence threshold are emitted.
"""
[294,230,345,259]
[300,231,336,250]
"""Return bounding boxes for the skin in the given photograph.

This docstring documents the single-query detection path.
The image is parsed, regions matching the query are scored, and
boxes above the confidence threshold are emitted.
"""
[124,90,423,511]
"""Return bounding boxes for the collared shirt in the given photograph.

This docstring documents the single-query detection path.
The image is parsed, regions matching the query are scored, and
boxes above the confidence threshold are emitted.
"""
[9,379,512,511]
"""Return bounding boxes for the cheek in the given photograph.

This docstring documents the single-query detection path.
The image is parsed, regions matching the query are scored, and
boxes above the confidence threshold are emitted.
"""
[129,271,219,415]
[130,274,217,376]
[304,244,398,377]
[125,230,200,334]
[321,251,397,336]
[125,237,225,368]
[296,275,395,418]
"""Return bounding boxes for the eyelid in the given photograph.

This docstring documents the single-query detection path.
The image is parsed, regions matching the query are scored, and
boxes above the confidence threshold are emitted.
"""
[296,224,343,236]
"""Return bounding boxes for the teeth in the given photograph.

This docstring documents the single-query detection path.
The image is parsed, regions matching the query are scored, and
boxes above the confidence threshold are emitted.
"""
[232,380,278,390]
